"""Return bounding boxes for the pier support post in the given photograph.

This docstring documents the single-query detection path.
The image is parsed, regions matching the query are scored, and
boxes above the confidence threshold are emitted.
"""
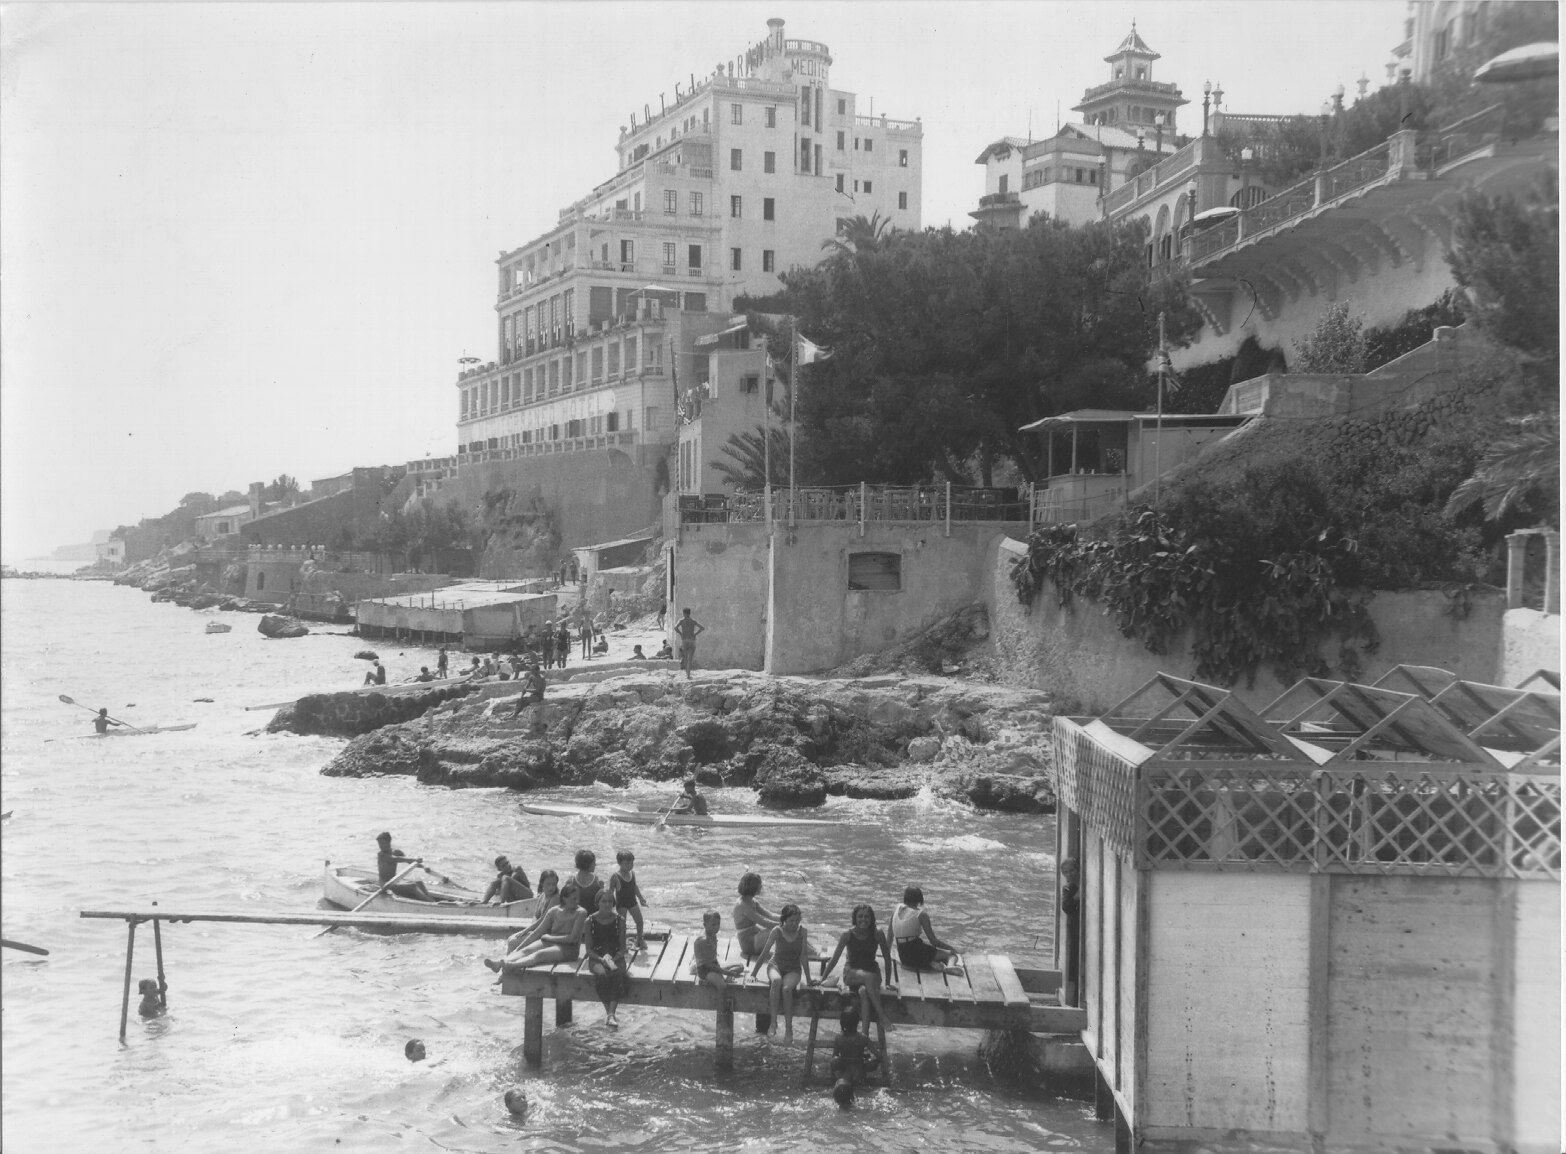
[801,1011,820,1085]
[118,919,139,1042]
[715,1001,734,1071]
[555,998,573,1027]
[523,996,543,1064]
[1094,1066,1114,1121]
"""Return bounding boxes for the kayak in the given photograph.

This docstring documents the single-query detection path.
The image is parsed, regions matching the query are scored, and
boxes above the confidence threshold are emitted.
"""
[520,800,840,828]
[322,865,543,923]
[77,723,198,738]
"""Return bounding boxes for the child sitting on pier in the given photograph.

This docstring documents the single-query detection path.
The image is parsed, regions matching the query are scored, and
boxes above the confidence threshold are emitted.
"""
[691,910,745,996]
[608,850,649,953]
[732,872,779,960]
[829,1006,880,1107]
[821,905,897,1034]
[749,903,816,1044]
[484,885,585,976]
[584,890,631,1028]
[890,886,962,974]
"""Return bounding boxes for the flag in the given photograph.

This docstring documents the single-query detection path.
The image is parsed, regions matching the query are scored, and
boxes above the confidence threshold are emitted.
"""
[796,334,832,365]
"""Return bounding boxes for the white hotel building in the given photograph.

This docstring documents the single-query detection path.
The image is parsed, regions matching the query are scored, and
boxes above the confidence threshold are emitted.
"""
[454,18,923,466]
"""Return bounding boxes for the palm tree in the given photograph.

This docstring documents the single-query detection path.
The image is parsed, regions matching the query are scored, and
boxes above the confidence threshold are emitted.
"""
[819,210,893,262]
[1445,413,1559,521]
[711,421,792,489]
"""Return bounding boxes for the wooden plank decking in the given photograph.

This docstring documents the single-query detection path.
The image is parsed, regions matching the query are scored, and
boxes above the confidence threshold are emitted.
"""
[498,932,1083,1070]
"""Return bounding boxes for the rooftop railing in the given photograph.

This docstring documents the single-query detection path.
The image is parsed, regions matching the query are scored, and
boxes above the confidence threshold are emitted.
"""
[678,485,1029,526]
[1103,138,1202,216]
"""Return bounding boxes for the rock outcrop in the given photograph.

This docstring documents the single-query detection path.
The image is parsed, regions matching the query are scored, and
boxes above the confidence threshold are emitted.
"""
[266,682,476,738]
[257,614,309,639]
[304,670,1058,814]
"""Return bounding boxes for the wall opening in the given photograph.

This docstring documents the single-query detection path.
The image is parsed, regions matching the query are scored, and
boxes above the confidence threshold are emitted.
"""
[848,551,902,591]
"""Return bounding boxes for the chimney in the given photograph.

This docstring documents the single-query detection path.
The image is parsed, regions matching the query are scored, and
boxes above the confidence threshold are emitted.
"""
[249,482,264,518]
[768,17,784,48]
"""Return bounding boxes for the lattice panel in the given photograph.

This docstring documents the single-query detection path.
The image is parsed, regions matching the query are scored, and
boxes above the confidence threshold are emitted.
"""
[1135,763,1561,880]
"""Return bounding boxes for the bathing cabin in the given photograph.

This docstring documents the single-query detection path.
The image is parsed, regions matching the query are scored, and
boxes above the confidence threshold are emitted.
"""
[1051,668,1560,1153]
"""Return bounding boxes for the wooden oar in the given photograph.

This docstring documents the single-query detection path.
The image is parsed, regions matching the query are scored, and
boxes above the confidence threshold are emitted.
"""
[313,861,422,938]
[1,938,49,956]
[58,694,143,733]
[652,794,684,831]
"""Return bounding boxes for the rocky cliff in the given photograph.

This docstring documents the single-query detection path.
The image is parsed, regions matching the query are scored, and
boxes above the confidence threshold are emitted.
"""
[303,670,1058,813]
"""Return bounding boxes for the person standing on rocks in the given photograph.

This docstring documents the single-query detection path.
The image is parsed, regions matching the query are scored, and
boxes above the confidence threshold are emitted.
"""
[555,622,570,669]
[674,608,705,678]
[436,648,449,678]
[541,624,556,669]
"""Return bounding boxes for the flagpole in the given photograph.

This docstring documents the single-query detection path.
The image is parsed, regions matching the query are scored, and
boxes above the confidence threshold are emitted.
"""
[1153,311,1165,510]
[763,339,772,525]
[789,316,797,529]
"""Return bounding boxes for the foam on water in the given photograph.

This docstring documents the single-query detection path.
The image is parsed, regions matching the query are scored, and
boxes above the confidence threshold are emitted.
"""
[0,579,1101,1153]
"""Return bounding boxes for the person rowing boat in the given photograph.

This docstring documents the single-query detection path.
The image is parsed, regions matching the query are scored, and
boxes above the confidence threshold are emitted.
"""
[375,832,449,902]
[93,707,125,735]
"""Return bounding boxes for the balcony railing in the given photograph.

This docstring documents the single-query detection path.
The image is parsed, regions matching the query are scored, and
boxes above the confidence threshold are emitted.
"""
[1103,137,1201,215]
[679,485,1028,526]
[854,113,921,134]
[1187,140,1394,264]
[456,432,637,467]
[1079,77,1182,104]
[977,190,1020,207]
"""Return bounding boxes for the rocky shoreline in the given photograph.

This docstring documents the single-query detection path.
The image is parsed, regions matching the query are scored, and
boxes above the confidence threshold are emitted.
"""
[279,669,1058,813]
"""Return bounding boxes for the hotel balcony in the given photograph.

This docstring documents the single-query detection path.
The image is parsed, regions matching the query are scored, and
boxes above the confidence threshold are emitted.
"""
[970,189,1023,228]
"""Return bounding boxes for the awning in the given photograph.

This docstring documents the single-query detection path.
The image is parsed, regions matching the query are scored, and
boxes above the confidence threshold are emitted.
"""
[1019,409,1139,432]
[695,318,750,348]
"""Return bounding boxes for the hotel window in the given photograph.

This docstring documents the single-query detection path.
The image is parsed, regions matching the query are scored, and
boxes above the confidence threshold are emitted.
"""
[549,360,561,396]
[863,180,872,194]
[624,335,637,367]
[563,289,574,332]
[837,97,846,114]
[815,143,822,174]
[688,244,703,270]
[550,424,560,441]
[800,138,811,172]
[663,241,676,267]
[663,189,677,215]
[864,138,873,153]
[763,197,775,220]
[690,191,703,215]
[1090,169,1098,185]
[765,106,776,128]
[523,368,534,403]
[591,347,604,382]
[801,86,811,126]
[731,195,743,218]
[764,151,776,174]
[854,137,860,150]
[837,130,845,150]
[742,374,760,394]
[650,342,663,369]
[562,357,573,390]
[575,350,588,382]
[730,148,742,171]
[730,247,742,271]
[898,191,908,209]
[620,239,634,267]
[836,173,844,193]
[731,103,743,125]
[998,174,1009,194]
[899,149,908,167]
[762,249,774,272]
[608,343,621,376]
[607,410,619,432]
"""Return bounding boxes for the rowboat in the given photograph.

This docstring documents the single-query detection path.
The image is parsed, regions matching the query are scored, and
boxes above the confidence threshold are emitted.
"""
[321,865,542,923]
[77,723,198,739]
[520,800,840,828]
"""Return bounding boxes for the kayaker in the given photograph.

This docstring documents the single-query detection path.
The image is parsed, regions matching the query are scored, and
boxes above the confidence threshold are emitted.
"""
[670,777,708,816]
[375,832,444,902]
[93,707,122,734]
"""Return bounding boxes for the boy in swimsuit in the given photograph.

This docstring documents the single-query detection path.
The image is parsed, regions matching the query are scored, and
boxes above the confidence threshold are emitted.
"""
[821,904,897,1034]
[750,903,815,1044]
[829,1006,880,1106]
[608,850,649,953]
[690,910,745,997]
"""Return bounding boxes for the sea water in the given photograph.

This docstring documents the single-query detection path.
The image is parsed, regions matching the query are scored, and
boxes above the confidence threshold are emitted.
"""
[0,578,1105,1152]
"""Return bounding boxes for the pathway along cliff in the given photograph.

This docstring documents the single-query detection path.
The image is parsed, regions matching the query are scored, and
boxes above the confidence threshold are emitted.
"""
[273,670,1059,813]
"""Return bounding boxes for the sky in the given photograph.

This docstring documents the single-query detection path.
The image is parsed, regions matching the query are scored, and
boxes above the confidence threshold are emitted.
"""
[0,0,1406,560]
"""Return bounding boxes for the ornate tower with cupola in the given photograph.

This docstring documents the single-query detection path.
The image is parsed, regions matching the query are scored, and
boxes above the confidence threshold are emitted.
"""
[1072,23,1187,133]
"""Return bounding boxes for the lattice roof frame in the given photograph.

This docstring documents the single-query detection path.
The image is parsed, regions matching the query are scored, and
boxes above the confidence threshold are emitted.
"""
[1261,678,1506,767]
[1101,673,1312,763]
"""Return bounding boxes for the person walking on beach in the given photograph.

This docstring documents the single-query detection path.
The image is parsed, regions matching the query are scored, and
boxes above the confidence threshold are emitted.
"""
[674,608,705,678]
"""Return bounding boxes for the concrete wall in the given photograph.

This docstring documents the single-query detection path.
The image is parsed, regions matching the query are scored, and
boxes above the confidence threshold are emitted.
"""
[767,521,1020,674]
[244,559,302,604]
[989,536,1508,712]
[1499,607,1560,687]
[667,526,769,672]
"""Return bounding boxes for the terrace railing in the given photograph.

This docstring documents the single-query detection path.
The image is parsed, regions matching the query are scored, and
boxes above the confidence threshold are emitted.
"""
[678,485,1029,526]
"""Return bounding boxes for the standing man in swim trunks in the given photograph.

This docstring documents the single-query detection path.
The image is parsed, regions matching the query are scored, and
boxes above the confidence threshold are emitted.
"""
[674,608,705,679]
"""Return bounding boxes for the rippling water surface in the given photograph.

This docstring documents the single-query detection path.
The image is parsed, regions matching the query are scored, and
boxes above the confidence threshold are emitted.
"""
[1,579,1103,1152]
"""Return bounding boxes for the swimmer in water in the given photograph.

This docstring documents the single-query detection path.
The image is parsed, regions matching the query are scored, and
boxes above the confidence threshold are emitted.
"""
[137,978,164,1018]
[405,1039,426,1062]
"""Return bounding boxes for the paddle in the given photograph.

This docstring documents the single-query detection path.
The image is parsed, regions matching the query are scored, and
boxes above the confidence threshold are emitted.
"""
[59,694,144,734]
[1,938,50,956]
[653,793,684,831]
[313,861,423,938]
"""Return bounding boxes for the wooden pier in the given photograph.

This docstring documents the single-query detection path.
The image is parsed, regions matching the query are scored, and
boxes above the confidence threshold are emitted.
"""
[499,931,1082,1079]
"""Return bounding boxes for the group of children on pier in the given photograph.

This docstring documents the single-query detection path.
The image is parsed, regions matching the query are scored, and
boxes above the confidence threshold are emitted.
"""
[477,850,963,1102]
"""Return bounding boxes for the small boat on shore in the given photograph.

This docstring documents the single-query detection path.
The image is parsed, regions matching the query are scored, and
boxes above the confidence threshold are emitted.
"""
[205,621,232,634]
[322,865,542,922]
[521,800,840,828]
[77,723,198,739]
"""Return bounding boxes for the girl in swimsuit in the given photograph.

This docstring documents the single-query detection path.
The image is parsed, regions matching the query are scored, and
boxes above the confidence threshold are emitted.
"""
[822,904,897,1033]
[484,886,586,976]
[731,872,779,960]
[609,850,648,953]
[891,885,962,973]
[570,849,604,913]
[584,890,631,1027]
[749,903,815,1044]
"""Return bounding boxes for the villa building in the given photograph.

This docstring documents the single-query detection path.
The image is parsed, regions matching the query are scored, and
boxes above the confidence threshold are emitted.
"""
[441,19,921,556]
